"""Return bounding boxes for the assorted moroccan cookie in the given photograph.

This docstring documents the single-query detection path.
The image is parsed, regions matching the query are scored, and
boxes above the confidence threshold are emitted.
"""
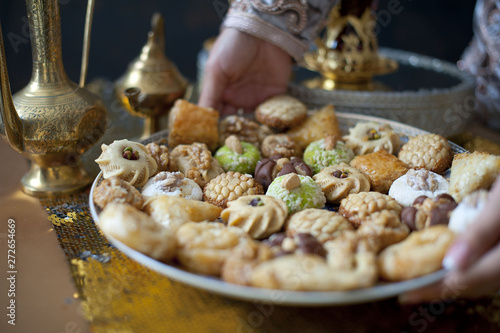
[303,136,355,174]
[93,176,144,210]
[343,121,401,155]
[285,208,353,244]
[286,104,342,149]
[203,171,264,208]
[261,134,303,159]
[448,151,500,202]
[98,203,176,261]
[398,133,452,174]
[218,115,273,149]
[339,191,403,227]
[266,173,326,214]
[141,171,203,201]
[168,99,219,151]
[400,194,457,231]
[221,195,288,239]
[175,221,250,276]
[254,154,312,190]
[350,150,409,193]
[313,163,370,203]
[377,225,456,281]
[169,142,224,188]
[255,94,307,131]
[143,195,223,232]
[95,139,157,187]
[388,169,449,207]
[356,211,410,253]
[214,136,261,174]
[145,142,169,175]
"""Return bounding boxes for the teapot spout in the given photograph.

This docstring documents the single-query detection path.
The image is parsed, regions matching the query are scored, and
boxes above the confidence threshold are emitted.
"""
[0,22,24,153]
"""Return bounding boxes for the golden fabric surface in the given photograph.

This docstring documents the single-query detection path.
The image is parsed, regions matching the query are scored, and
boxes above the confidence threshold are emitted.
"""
[38,138,500,332]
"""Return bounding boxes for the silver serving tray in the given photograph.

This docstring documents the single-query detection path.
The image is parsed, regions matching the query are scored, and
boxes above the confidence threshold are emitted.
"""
[89,112,467,306]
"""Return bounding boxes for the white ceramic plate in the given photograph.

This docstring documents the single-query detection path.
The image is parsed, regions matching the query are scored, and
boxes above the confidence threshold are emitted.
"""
[89,112,466,306]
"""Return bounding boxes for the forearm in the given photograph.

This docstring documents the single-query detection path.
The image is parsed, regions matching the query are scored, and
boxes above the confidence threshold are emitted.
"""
[459,0,500,126]
[223,0,339,62]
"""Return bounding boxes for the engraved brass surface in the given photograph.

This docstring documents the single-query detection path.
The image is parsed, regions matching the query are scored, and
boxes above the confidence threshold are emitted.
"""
[303,3,398,90]
[115,13,189,139]
[0,0,106,197]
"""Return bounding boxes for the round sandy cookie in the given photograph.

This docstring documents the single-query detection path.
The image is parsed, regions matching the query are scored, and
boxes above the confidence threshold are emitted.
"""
[261,134,303,159]
[377,225,456,281]
[203,171,264,208]
[221,195,288,239]
[285,208,353,244]
[255,95,307,131]
[176,221,249,276]
[95,139,157,187]
[93,176,144,210]
[339,191,403,227]
[313,163,370,203]
[398,133,452,174]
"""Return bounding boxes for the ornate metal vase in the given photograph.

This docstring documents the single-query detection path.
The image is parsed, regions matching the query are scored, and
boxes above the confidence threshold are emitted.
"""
[0,0,107,196]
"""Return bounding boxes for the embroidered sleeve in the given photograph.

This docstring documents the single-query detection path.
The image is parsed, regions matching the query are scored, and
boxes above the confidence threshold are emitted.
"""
[223,0,339,62]
[459,0,500,126]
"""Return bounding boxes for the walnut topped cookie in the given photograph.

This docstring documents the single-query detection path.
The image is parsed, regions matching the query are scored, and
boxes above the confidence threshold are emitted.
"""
[255,95,307,131]
[169,142,224,188]
[398,134,452,174]
[219,115,273,149]
[261,134,303,159]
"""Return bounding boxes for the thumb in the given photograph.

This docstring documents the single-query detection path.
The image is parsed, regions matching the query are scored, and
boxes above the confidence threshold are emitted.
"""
[443,178,500,271]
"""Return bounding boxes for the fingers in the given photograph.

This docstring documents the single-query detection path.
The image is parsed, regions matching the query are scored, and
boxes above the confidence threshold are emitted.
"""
[198,59,225,111]
[444,178,500,270]
[400,241,500,304]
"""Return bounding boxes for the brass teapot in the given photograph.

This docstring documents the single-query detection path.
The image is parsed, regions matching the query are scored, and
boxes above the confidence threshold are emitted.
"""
[115,13,189,139]
[0,0,107,196]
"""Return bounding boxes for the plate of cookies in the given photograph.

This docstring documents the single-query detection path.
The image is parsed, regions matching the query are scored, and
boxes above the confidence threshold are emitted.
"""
[89,97,500,305]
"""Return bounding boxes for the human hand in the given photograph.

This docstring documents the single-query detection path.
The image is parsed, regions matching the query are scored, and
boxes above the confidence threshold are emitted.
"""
[198,28,293,116]
[399,177,500,303]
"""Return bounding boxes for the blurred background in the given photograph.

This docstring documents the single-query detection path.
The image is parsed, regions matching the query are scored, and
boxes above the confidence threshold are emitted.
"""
[1,0,477,94]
